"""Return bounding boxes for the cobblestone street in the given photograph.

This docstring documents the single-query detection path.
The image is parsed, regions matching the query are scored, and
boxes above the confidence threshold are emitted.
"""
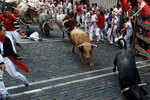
[1,0,150,99]
[2,25,150,100]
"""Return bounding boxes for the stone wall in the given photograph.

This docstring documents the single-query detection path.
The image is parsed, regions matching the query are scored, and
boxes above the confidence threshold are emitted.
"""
[89,0,118,8]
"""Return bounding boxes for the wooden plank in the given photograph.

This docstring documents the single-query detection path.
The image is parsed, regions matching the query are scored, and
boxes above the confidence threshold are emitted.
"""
[136,34,150,44]
[137,21,150,31]
[135,45,150,59]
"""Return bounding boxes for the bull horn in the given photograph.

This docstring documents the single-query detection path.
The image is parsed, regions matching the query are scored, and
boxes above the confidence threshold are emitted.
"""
[91,44,98,48]
[63,19,72,26]
[121,87,130,94]
[77,44,84,48]
[138,83,149,87]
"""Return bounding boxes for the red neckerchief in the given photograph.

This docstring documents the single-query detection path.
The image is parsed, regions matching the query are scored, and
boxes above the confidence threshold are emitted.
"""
[0,36,5,43]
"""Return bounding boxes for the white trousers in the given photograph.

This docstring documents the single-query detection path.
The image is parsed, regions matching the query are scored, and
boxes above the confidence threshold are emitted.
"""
[96,28,104,41]
[89,25,95,41]
[104,22,108,33]
[0,57,29,95]
[76,15,81,25]
[84,22,89,33]
[89,24,101,41]
[107,26,117,44]
[81,15,85,24]
[6,31,22,53]
[0,70,7,95]
[107,28,112,43]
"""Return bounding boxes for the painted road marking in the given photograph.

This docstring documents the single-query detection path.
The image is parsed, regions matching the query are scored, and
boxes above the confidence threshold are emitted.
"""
[6,60,150,90]
[9,62,150,97]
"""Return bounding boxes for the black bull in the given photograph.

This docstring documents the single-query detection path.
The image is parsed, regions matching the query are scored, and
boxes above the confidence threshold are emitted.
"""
[113,49,148,100]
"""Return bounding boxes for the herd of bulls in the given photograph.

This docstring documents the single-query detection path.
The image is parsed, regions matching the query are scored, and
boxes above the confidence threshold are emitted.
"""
[0,1,150,100]
[46,13,150,100]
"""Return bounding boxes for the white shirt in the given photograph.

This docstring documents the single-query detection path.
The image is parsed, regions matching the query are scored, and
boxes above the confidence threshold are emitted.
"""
[67,2,72,9]
[91,14,97,25]
[67,2,72,13]
[105,14,109,20]
[125,20,133,34]
[85,12,90,22]
[91,14,97,22]
[113,7,122,16]
[118,8,122,16]
[113,8,118,15]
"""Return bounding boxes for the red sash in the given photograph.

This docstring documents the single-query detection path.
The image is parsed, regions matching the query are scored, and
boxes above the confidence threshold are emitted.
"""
[8,56,29,73]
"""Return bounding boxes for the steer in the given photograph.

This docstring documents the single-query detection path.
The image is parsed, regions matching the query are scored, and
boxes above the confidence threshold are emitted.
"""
[70,28,97,68]
[38,13,54,36]
[16,2,39,22]
[113,40,148,100]
[55,14,76,39]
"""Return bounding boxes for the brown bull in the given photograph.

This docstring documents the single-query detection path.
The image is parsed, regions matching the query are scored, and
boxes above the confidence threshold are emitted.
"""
[70,28,97,67]
[5,0,19,7]
[24,7,39,22]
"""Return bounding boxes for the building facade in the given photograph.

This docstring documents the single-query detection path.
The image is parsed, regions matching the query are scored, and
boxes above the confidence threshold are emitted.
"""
[89,0,118,8]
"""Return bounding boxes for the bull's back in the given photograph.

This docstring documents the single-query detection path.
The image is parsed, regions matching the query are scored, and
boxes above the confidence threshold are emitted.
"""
[117,50,141,87]
[17,2,28,13]
[70,28,90,46]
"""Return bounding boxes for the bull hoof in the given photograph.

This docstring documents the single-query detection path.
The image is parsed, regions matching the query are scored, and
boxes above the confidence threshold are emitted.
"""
[90,63,94,67]
[90,64,94,70]
[72,51,76,54]
[80,59,86,65]
[113,68,116,72]
[82,61,86,65]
